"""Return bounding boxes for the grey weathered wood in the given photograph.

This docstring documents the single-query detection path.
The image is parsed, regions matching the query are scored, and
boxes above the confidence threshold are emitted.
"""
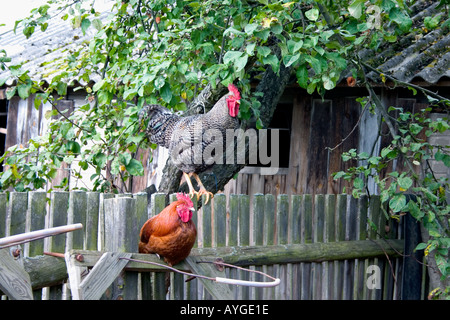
[79,252,132,300]
[98,193,114,251]
[263,194,275,299]
[184,255,235,300]
[276,194,289,300]
[228,194,239,247]
[253,194,265,299]
[7,192,28,237]
[323,194,336,299]
[47,191,69,300]
[48,192,69,253]
[150,193,167,300]
[26,191,46,258]
[201,194,212,248]
[0,248,33,300]
[103,196,138,300]
[85,192,100,251]
[214,194,226,248]
[23,254,67,289]
[67,191,87,250]
[0,193,7,239]
[238,194,250,299]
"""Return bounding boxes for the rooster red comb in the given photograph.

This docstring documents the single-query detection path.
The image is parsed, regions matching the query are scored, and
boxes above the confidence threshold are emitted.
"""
[176,193,194,206]
[228,83,241,100]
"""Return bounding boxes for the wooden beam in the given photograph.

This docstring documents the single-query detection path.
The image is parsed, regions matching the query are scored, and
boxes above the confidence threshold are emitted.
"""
[79,252,132,300]
[68,239,404,271]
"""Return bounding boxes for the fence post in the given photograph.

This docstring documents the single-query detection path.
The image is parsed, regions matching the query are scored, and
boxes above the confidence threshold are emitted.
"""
[103,196,139,300]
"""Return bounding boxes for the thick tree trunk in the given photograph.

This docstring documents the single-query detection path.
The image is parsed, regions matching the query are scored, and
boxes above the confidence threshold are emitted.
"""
[157,56,293,197]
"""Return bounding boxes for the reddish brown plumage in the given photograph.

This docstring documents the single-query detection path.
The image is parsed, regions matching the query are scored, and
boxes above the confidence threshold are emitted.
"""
[138,193,197,266]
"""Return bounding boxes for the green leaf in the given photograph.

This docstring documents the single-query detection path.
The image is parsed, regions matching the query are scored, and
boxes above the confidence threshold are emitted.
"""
[94,153,107,168]
[435,151,450,167]
[6,87,16,99]
[305,8,319,21]
[234,54,248,72]
[296,64,308,88]
[415,243,428,251]
[17,83,31,99]
[93,79,105,92]
[287,39,303,54]
[126,159,144,176]
[389,194,406,213]
[348,0,364,18]
[160,83,172,104]
[65,141,81,154]
[283,53,300,67]
[223,51,242,64]
[92,18,102,31]
[398,176,413,190]
[262,54,279,73]
[244,23,259,35]
[389,7,412,33]
[256,46,271,58]
[322,75,335,90]
[81,18,91,35]
[56,82,67,96]
[353,177,364,189]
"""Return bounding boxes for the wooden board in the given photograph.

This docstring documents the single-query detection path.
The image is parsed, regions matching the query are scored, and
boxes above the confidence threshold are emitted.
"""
[0,248,33,300]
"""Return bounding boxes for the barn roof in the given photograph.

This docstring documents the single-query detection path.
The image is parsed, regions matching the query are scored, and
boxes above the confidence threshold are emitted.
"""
[0,0,449,88]
[359,1,450,85]
[0,10,110,87]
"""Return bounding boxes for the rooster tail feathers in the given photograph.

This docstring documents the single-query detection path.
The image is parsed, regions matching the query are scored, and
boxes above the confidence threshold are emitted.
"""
[139,104,180,148]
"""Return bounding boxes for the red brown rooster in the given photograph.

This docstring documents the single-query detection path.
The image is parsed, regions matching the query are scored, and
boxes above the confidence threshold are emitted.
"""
[138,193,196,266]
[140,84,241,203]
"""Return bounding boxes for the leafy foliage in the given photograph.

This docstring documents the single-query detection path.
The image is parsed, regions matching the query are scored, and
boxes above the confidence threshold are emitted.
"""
[0,0,449,297]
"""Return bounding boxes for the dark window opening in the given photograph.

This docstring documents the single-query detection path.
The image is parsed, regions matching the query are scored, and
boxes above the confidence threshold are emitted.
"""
[247,103,293,169]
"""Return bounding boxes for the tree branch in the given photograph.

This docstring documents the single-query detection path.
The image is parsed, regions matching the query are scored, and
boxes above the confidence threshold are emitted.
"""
[156,40,293,199]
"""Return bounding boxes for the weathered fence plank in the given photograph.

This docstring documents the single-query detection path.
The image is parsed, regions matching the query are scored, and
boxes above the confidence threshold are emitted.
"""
[0,193,7,239]
[67,191,86,250]
[151,193,168,300]
[24,191,46,258]
[103,196,138,300]
[85,192,99,251]
[8,192,28,237]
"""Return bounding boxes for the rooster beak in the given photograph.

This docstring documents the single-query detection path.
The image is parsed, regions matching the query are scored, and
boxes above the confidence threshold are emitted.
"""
[190,207,195,212]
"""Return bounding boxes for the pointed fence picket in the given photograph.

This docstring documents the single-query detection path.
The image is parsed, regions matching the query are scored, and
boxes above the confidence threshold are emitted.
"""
[0,190,425,300]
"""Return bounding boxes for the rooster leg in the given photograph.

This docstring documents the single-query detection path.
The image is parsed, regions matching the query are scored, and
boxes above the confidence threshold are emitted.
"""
[183,172,198,200]
[191,173,214,204]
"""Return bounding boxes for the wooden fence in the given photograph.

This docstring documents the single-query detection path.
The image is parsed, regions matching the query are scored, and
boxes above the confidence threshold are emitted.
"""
[0,191,426,300]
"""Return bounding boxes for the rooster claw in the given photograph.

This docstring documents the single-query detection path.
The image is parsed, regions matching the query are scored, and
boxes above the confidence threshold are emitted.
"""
[189,189,214,204]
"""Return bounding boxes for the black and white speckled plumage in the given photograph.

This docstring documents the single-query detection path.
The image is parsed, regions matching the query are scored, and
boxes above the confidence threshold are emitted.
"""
[140,92,239,174]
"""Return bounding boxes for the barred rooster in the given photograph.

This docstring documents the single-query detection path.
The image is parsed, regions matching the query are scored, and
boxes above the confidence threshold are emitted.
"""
[140,84,241,203]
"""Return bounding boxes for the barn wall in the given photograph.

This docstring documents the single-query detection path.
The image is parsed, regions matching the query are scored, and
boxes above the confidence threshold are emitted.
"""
[224,86,450,197]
